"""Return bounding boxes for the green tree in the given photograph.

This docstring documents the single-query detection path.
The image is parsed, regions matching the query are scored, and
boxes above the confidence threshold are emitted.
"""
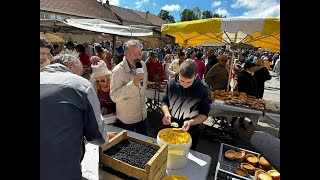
[202,10,213,19]
[212,13,227,18]
[180,9,197,22]
[193,6,202,19]
[158,9,175,23]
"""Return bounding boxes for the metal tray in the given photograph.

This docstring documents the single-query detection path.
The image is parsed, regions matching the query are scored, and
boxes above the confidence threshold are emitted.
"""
[214,143,261,180]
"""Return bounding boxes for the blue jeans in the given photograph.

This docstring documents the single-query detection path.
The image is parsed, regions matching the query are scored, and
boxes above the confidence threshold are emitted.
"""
[115,118,149,136]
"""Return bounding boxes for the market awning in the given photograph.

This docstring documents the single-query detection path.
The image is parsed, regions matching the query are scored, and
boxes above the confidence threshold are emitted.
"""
[40,18,155,37]
[161,17,280,52]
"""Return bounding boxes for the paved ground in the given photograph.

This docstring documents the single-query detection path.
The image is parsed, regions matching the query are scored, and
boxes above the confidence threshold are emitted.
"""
[147,70,280,180]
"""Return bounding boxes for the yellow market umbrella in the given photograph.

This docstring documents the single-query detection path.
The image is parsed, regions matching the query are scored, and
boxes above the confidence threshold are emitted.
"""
[161,17,280,52]
[40,32,64,43]
[161,17,280,91]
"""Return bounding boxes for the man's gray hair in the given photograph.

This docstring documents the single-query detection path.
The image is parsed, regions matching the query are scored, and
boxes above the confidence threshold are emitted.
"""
[124,39,142,54]
[52,54,82,68]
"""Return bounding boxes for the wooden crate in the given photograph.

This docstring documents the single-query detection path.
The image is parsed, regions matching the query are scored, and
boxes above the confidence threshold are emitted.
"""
[99,130,168,180]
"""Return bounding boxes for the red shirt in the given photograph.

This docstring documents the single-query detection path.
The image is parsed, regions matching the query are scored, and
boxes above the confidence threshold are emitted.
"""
[192,59,205,80]
[79,52,91,68]
[146,60,166,82]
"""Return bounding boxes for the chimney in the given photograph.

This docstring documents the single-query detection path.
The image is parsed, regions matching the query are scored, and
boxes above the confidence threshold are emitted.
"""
[106,0,109,6]
[146,11,149,20]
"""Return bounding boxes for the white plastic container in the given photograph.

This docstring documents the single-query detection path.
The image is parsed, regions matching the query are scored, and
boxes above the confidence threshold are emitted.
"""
[157,128,192,170]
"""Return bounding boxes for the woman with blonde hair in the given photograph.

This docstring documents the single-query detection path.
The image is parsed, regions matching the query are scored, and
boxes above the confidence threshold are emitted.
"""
[90,60,116,115]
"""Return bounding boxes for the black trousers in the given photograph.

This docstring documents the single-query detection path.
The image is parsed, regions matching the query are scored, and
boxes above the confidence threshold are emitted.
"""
[188,125,202,150]
[80,137,85,163]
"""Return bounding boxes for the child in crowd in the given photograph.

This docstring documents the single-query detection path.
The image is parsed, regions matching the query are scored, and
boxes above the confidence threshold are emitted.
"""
[90,60,116,115]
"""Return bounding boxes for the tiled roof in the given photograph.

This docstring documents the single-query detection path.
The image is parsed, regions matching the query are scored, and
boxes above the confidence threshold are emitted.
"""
[40,0,120,23]
[134,10,165,27]
[110,5,152,25]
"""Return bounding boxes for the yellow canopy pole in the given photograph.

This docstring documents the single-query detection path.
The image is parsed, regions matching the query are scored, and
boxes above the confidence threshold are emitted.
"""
[226,32,238,91]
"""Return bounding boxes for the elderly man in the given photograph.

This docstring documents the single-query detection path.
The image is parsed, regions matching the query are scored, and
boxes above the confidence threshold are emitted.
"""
[40,38,52,69]
[205,54,229,91]
[40,54,116,180]
[110,39,149,135]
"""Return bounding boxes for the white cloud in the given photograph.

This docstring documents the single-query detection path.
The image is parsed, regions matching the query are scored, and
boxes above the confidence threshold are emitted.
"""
[153,2,156,6]
[105,0,120,6]
[230,0,280,17]
[135,0,149,8]
[211,1,222,8]
[215,8,230,17]
[161,4,181,11]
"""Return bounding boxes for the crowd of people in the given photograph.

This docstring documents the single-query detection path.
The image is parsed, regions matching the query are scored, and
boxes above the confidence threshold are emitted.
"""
[40,37,280,179]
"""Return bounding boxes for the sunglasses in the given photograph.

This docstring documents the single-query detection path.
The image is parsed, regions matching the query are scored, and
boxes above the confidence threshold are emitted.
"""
[96,79,106,83]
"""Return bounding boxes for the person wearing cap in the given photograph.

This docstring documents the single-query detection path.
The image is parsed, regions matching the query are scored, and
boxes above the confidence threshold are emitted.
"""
[41,54,117,180]
[40,38,53,70]
[192,52,205,80]
[238,62,258,97]
[91,60,116,115]
[230,61,258,130]
[168,51,186,79]
[205,54,229,90]
[232,59,244,91]
[146,51,166,82]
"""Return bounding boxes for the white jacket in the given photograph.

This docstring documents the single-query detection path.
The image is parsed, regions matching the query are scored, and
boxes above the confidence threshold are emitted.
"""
[110,57,148,124]
[168,59,181,78]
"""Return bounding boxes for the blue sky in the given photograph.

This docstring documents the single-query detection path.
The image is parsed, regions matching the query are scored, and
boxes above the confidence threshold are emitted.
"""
[104,0,280,22]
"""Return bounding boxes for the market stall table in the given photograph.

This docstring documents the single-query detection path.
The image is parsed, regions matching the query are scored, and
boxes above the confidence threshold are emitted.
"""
[81,125,211,180]
[209,100,263,125]
[264,112,280,126]
[207,100,280,138]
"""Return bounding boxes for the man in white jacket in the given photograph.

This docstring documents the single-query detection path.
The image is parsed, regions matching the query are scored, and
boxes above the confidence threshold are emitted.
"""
[110,39,149,135]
